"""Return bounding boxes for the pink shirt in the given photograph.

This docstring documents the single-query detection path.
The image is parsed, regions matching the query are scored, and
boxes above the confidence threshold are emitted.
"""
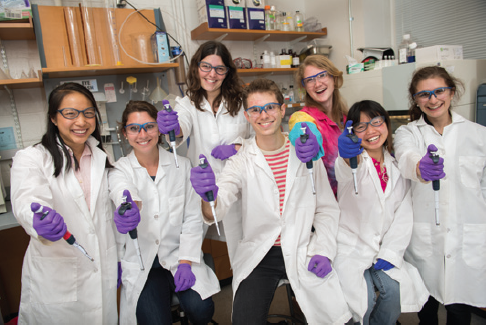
[69,144,92,210]
[371,157,388,192]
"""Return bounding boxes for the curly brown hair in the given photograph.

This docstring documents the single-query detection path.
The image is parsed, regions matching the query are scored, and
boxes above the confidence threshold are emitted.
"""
[186,41,243,117]
[295,55,348,129]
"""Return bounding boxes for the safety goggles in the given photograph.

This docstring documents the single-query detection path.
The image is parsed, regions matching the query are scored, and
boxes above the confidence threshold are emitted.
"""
[57,107,96,119]
[198,61,229,75]
[413,87,453,102]
[245,102,282,118]
[353,116,385,133]
[301,71,329,87]
[124,122,159,135]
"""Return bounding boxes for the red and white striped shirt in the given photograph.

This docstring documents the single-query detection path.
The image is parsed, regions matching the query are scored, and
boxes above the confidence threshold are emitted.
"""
[262,138,290,246]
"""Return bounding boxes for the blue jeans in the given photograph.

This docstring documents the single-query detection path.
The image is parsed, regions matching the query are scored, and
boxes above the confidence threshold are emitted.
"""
[363,266,401,325]
[136,257,214,325]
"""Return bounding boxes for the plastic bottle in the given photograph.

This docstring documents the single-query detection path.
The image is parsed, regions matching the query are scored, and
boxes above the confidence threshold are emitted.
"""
[398,34,413,64]
[263,50,270,69]
[281,12,290,31]
[275,10,283,30]
[407,42,417,63]
[282,87,289,103]
[294,11,304,32]
[269,6,276,30]
[264,5,274,30]
[288,85,295,103]
[270,51,276,68]
[286,12,295,31]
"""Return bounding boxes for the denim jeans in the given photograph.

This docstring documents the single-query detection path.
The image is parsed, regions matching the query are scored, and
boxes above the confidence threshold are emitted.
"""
[363,266,401,325]
[418,295,472,325]
[136,257,214,325]
[232,246,288,325]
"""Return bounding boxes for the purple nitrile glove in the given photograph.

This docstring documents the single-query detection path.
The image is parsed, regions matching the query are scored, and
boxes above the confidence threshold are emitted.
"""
[338,120,363,159]
[157,109,181,135]
[419,144,445,181]
[190,154,219,202]
[174,263,196,292]
[295,122,320,163]
[374,258,395,271]
[114,190,141,234]
[117,262,122,289]
[308,255,332,278]
[30,202,67,242]
[211,144,237,160]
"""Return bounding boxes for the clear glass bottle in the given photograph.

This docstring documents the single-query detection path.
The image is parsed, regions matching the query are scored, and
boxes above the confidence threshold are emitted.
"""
[264,5,274,30]
[294,11,304,32]
[269,6,276,30]
[281,12,290,31]
[286,12,295,31]
[398,34,412,64]
[288,85,295,103]
[408,42,417,63]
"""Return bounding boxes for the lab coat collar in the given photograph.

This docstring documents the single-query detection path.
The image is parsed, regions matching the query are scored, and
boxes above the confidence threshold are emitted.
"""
[416,111,466,127]
[361,149,400,199]
[127,145,172,184]
[201,97,227,118]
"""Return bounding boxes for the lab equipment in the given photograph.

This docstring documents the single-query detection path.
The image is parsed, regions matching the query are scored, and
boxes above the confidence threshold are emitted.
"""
[430,149,440,226]
[162,99,180,169]
[198,157,220,236]
[104,3,122,66]
[118,194,145,270]
[32,203,94,262]
[346,125,359,195]
[300,126,316,195]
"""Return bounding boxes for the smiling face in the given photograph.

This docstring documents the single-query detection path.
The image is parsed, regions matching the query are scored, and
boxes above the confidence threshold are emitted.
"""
[198,54,227,98]
[51,91,96,153]
[244,91,285,140]
[415,77,454,124]
[123,111,160,155]
[355,112,388,158]
[303,64,335,111]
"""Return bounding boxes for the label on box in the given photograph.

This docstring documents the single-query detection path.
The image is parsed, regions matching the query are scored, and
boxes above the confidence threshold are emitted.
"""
[61,79,98,92]
[229,7,244,20]
[209,5,225,18]
[249,10,264,20]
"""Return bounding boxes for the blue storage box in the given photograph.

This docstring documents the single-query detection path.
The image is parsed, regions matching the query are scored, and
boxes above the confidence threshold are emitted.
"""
[246,7,264,30]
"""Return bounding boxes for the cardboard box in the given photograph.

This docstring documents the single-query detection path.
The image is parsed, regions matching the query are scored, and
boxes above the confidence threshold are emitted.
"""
[246,7,264,30]
[226,5,246,29]
[415,45,463,63]
[198,4,227,29]
[246,0,265,8]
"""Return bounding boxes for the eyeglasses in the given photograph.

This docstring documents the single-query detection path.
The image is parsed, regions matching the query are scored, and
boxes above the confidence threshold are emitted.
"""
[245,102,281,117]
[301,71,329,87]
[57,107,96,119]
[353,116,386,133]
[124,122,159,135]
[413,87,453,102]
[198,61,229,75]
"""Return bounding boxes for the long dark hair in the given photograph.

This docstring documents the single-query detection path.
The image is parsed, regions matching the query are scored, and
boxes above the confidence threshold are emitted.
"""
[186,40,243,116]
[39,82,113,177]
[408,66,464,121]
[347,100,393,154]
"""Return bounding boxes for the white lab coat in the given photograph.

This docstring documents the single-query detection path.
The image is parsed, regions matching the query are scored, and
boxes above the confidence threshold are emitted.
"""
[10,136,118,324]
[394,112,486,307]
[211,136,352,324]
[333,150,429,322]
[174,95,252,255]
[108,146,220,325]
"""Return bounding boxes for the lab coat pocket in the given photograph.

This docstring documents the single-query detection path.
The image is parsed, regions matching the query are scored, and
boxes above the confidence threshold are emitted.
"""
[30,256,77,304]
[121,259,143,306]
[408,223,433,258]
[462,224,486,269]
[458,156,486,189]
[168,195,184,226]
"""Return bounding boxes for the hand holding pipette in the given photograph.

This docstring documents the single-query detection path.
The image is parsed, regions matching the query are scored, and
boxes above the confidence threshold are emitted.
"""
[190,154,220,236]
[114,190,144,270]
[338,120,363,194]
[158,99,180,168]
[31,203,94,262]
[295,122,319,194]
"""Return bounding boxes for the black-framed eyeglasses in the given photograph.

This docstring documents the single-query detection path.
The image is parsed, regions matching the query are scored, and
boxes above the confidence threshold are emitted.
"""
[353,116,385,133]
[245,102,281,117]
[413,87,453,102]
[301,71,329,87]
[124,122,159,135]
[198,61,229,75]
[57,107,96,119]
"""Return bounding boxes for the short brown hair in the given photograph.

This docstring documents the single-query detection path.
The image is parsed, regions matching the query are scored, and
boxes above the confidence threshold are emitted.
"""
[242,78,284,110]
[119,101,162,144]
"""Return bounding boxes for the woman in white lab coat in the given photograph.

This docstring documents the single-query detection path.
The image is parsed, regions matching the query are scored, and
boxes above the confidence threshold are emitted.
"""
[157,40,252,244]
[109,101,219,325]
[10,83,118,324]
[333,100,429,324]
[394,66,486,324]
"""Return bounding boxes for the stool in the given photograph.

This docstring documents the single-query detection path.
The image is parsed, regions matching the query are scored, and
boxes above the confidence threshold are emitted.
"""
[267,279,307,324]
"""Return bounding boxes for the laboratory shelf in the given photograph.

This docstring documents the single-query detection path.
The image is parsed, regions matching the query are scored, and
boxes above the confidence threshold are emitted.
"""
[0,73,43,89]
[0,18,35,40]
[41,63,179,79]
[191,23,327,42]
[237,68,297,77]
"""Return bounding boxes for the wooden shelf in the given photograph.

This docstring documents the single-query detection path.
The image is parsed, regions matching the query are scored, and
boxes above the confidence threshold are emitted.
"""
[237,68,297,77]
[0,72,43,89]
[191,23,327,42]
[42,63,178,79]
[0,18,35,40]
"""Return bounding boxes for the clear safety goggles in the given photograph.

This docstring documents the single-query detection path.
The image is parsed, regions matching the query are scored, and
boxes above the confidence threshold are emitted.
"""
[413,87,453,102]
[245,102,282,118]
[57,107,96,119]
[301,71,329,87]
[125,122,159,135]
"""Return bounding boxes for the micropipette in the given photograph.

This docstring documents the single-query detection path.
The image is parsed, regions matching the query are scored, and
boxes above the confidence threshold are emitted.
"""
[430,149,440,226]
[299,126,316,195]
[199,157,220,236]
[33,204,94,262]
[346,125,360,195]
[118,196,145,270]
[162,99,180,168]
